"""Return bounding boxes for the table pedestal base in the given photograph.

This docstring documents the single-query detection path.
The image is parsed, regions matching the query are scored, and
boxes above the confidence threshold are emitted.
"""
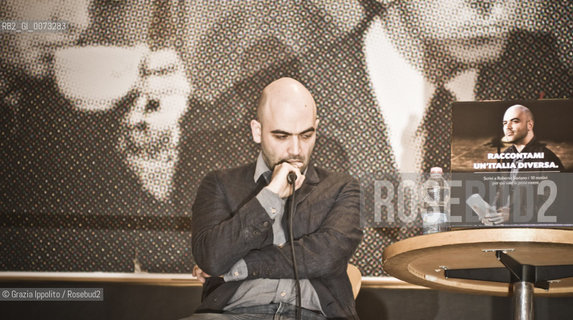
[444,251,573,319]
[513,281,533,320]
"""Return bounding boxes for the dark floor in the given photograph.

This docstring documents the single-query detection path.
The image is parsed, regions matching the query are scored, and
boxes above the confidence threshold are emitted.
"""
[2,281,573,320]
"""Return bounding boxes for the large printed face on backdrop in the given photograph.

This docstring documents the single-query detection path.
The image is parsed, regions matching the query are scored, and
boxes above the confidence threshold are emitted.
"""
[1,0,570,276]
[399,0,518,65]
[0,0,91,79]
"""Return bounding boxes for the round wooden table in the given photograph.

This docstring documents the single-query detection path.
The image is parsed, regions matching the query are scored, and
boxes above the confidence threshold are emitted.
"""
[383,228,573,319]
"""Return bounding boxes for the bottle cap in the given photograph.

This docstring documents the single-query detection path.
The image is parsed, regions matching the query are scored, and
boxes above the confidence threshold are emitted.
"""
[430,167,443,174]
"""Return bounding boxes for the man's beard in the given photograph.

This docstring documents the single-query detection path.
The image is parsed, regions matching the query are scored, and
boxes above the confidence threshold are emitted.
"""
[504,131,526,144]
[264,154,308,172]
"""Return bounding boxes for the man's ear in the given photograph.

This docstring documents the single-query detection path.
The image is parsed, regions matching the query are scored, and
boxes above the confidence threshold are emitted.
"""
[527,120,534,131]
[314,118,320,130]
[251,119,262,143]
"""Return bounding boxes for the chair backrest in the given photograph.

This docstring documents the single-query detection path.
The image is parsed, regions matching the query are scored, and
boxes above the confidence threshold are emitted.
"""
[346,264,362,299]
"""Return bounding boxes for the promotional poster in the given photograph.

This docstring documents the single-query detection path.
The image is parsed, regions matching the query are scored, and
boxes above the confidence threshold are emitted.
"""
[450,99,573,228]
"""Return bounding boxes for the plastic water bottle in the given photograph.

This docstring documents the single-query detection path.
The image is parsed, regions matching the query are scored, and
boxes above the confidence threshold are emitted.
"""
[421,167,450,234]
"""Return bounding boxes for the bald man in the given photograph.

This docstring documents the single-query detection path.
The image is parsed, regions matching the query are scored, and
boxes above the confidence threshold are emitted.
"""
[501,104,564,172]
[483,104,565,225]
[187,78,362,319]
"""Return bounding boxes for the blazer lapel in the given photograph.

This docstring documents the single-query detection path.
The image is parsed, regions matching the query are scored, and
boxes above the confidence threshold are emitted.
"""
[230,162,264,211]
[294,163,320,206]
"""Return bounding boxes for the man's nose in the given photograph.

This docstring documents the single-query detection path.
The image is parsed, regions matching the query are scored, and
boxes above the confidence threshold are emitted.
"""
[125,99,147,129]
[288,136,302,156]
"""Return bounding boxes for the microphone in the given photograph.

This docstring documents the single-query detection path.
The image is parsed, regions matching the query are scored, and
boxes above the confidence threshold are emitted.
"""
[287,171,297,184]
[286,170,301,320]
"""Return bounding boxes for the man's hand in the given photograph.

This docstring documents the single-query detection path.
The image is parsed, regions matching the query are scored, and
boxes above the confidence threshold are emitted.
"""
[192,265,211,284]
[265,162,305,198]
[483,206,510,225]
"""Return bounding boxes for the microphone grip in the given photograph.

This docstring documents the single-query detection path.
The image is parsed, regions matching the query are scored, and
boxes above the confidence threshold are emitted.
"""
[287,171,297,184]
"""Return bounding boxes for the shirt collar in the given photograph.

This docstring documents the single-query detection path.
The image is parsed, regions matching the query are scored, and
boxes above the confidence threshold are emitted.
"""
[254,152,271,183]
[506,136,540,153]
[518,136,539,152]
[364,13,479,173]
[365,14,478,104]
